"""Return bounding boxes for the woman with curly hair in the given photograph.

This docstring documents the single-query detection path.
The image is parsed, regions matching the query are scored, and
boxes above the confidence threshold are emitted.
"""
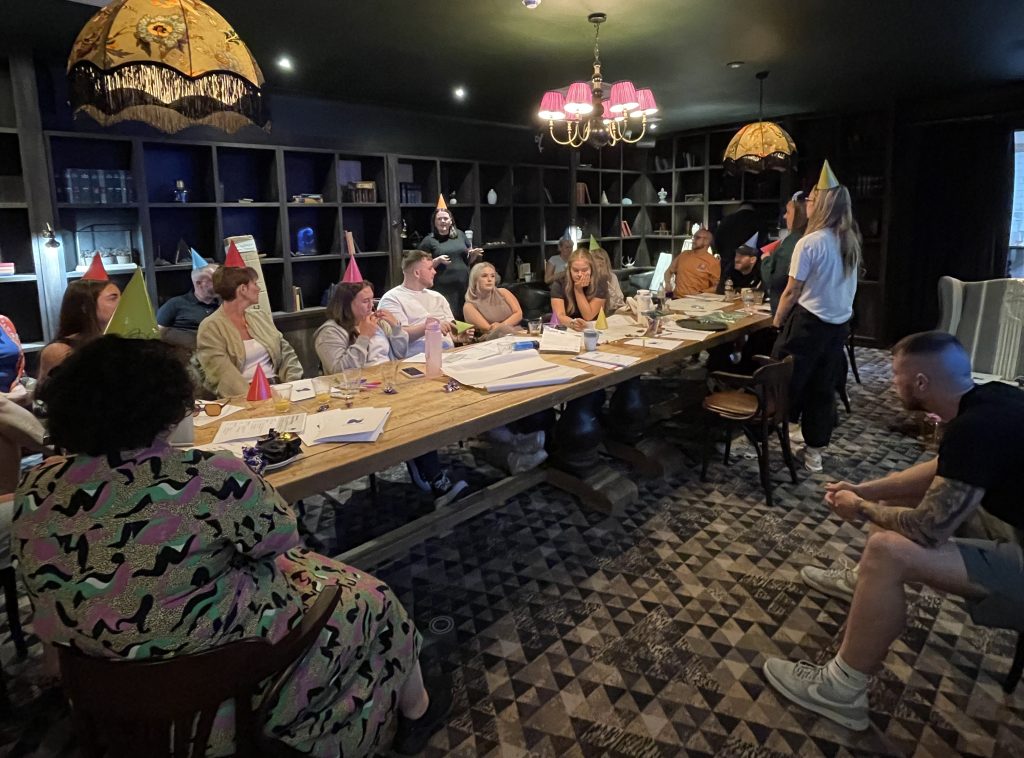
[14,336,451,755]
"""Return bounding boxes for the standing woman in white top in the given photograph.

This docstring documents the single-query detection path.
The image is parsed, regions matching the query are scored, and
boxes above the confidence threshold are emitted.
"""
[772,161,860,472]
[315,281,407,373]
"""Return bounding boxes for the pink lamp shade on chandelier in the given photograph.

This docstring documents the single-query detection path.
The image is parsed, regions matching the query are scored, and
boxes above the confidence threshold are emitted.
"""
[564,82,595,115]
[538,91,566,121]
[601,100,624,124]
[631,88,658,117]
[608,81,640,113]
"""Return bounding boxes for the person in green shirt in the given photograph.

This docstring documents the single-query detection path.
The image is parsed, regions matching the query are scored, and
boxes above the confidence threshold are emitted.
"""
[417,207,482,320]
[762,191,808,314]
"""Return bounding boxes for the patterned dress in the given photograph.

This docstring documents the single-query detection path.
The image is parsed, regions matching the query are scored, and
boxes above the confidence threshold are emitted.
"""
[14,442,420,757]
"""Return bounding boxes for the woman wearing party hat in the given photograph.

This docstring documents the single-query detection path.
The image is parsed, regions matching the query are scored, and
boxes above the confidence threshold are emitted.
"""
[772,160,860,473]
[417,194,483,320]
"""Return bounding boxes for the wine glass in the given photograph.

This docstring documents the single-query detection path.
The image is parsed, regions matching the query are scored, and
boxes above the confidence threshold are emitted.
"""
[336,364,362,408]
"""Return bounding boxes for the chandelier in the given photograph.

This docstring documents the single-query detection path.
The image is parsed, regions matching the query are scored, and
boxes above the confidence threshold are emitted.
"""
[722,71,795,174]
[67,0,267,134]
[537,13,657,149]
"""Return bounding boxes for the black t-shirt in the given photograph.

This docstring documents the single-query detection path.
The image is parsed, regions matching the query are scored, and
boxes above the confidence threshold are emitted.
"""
[549,278,608,317]
[936,382,1024,529]
[727,261,763,291]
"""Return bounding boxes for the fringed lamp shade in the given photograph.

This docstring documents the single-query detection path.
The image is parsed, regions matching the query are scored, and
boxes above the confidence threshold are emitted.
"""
[67,0,267,134]
[722,121,796,174]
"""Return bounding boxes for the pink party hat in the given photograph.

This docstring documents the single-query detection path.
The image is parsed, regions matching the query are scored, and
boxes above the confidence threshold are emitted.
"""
[246,364,272,401]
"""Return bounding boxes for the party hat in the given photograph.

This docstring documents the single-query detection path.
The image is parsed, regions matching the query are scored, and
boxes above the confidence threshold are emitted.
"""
[104,269,159,339]
[190,248,209,270]
[760,239,781,257]
[224,240,245,268]
[596,307,608,330]
[247,364,272,401]
[741,232,759,250]
[81,253,109,281]
[548,310,560,327]
[436,194,448,211]
[589,234,600,251]
[816,159,840,190]
[342,255,364,283]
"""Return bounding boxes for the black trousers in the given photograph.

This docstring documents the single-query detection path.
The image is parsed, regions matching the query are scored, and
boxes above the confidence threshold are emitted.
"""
[773,305,849,449]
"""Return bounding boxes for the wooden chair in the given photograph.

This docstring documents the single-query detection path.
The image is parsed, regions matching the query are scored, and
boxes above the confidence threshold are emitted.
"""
[701,355,798,507]
[59,584,341,758]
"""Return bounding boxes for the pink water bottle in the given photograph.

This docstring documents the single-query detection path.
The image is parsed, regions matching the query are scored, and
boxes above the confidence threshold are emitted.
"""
[424,317,443,378]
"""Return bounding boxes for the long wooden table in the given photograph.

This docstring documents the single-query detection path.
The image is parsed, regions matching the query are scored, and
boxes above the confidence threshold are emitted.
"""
[194,307,771,565]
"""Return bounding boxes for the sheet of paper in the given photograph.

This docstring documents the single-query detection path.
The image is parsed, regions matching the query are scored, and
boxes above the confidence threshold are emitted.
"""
[283,378,317,399]
[442,349,588,391]
[625,338,682,351]
[605,313,641,328]
[649,252,673,293]
[574,351,640,368]
[539,329,582,354]
[484,364,589,392]
[212,413,308,443]
[192,442,248,457]
[668,297,725,315]
[658,325,710,342]
[302,408,391,444]
[193,403,244,427]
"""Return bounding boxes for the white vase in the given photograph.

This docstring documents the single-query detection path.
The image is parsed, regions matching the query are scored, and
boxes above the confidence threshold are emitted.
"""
[487,188,498,205]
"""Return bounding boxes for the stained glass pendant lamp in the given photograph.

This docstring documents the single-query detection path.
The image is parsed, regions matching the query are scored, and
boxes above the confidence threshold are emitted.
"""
[723,71,795,174]
[67,0,267,134]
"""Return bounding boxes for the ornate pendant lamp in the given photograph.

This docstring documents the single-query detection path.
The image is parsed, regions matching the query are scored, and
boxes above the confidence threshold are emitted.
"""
[67,0,267,134]
[723,71,795,174]
[536,13,657,149]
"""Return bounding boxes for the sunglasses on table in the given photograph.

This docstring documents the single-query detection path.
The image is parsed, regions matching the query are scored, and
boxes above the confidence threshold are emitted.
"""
[193,401,225,417]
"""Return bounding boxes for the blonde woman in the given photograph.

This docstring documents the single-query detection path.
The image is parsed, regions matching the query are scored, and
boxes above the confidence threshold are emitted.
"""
[589,247,625,312]
[462,262,523,339]
[549,250,606,331]
[773,169,861,472]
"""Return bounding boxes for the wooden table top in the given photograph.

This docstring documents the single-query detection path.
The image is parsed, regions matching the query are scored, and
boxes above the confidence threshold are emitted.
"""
[195,308,771,501]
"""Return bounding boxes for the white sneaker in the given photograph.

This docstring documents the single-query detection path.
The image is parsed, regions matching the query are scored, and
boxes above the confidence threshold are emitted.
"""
[801,565,857,602]
[507,448,548,474]
[763,659,870,731]
[511,431,545,454]
[801,446,823,472]
[788,423,805,446]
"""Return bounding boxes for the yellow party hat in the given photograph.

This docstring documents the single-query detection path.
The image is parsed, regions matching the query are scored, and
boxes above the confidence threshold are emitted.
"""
[104,269,159,339]
[595,307,608,330]
[816,159,839,190]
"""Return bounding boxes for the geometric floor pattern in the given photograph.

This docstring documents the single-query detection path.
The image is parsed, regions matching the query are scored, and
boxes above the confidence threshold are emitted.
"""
[2,348,1023,756]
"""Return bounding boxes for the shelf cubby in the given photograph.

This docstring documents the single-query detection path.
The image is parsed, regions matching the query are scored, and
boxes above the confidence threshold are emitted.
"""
[284,149,337,202]
[341,205,389,253]
[144,143,215,204]
[149,206,218,264]
[0,207,33,274]
[221,206,282,257]
[439,161,475,206]
[217,146,278,203]
[338,154,387,205]
[288,205,341,256]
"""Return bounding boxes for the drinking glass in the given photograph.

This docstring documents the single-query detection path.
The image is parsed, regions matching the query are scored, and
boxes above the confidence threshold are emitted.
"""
[527,318,543,336]
[741,287,756,314]
[380,360,400,394]
[337,366,362,407]
[271,384,292,413]
[313,376,332,404]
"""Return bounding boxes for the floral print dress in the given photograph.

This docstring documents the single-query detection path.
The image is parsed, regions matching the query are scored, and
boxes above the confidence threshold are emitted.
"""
[14,442,420,757]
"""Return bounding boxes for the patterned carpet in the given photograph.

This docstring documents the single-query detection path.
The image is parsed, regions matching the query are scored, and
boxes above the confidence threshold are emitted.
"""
[2,348,1024,756]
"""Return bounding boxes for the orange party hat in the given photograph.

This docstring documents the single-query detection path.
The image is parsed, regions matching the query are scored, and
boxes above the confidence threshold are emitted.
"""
[81,253,109,281]
[436,194,448,211]
[224,241,245,268]
[246,364,272,401]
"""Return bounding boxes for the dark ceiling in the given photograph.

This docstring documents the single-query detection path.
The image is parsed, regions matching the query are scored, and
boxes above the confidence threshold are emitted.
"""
[8,0,1024,132]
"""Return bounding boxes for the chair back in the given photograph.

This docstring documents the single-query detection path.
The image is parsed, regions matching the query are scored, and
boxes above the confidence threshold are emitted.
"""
[505,282,552,321]
[937,275,1024,379]
[59,585,341,758]
[750,354,794,426]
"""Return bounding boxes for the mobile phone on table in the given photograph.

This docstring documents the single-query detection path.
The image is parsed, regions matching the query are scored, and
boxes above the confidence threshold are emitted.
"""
[400,366,425,378]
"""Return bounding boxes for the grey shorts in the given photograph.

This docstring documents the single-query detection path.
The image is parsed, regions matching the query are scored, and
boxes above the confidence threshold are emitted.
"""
[955,538,1024,630]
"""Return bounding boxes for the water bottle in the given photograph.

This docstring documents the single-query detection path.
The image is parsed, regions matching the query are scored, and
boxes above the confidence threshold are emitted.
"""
[424,318,443,378]
[724,279,735,301]
[654,283,666,309]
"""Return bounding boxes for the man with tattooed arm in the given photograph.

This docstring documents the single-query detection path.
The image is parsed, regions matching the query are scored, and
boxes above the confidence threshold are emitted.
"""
[762,331,1024,731]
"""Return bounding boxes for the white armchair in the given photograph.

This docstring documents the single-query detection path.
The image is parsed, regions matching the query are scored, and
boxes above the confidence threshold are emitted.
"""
[937,276,1024,380]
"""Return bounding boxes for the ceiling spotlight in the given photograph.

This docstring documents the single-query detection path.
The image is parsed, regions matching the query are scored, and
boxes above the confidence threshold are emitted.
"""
[454,86,466,101]
[523,0,541,8]
[277,56,294,71]
[726,61,745,69]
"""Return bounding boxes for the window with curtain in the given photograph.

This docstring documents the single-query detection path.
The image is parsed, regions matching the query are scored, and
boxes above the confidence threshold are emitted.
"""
[1009,131,1024,277]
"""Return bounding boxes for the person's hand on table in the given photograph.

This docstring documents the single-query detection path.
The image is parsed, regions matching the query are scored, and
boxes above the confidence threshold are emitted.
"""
[454,327,476,344]
[825,489,864,523]
[569,318,586,332]
[433,255,451,268]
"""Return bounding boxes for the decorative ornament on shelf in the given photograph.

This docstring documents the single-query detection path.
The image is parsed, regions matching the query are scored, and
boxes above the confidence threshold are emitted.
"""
[600,190,610,205]
[723,71,795,175]
[449,191,458,206]
[67,0,267,134]
[487,188,498,205]
[657,188,668,204]
[536,13,657,149]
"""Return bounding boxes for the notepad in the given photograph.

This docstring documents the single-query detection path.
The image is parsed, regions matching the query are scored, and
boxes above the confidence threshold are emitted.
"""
[574,351,640,369]
[302,408,391,444]
[625,338,682,351]
[212,414,308,443]
[539,329,582,354]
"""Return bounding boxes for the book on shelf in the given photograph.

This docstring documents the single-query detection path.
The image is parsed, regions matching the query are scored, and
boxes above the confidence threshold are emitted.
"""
[575,182,591,204]
[620,219,632,237]
[292,286,303,310]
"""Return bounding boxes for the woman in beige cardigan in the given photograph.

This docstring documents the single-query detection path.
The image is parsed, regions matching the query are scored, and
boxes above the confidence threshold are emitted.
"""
[196,267,304,397]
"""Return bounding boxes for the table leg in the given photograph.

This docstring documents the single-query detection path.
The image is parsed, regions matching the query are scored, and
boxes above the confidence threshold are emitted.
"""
[548,391,638,515]
[603,377,688,478]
